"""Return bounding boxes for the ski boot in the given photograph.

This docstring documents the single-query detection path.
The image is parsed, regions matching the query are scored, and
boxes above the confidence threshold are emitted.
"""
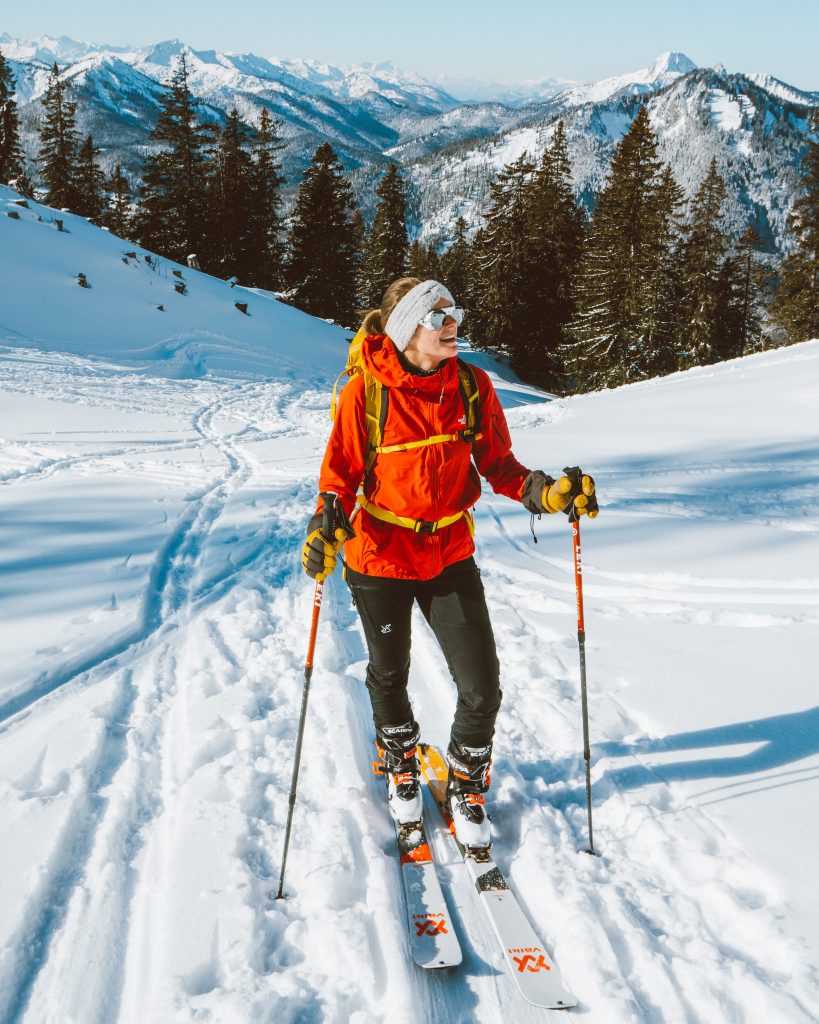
[446,739,492,849]
[374,721,423,825]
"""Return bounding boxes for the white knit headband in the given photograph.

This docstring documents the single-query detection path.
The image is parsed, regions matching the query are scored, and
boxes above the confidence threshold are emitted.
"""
[384,280,455,352]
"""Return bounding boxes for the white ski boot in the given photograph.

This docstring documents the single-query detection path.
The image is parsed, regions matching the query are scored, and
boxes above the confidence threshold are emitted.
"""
[375,722,423,825]
[446,739,492,849]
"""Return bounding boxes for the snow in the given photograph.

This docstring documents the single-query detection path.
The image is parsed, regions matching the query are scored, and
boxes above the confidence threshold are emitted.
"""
[2,189,819,1022]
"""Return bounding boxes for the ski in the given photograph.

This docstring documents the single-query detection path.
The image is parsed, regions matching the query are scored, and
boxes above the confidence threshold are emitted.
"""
[392,817,463,968]
[373,755,462,968]
[418,743,577,1009]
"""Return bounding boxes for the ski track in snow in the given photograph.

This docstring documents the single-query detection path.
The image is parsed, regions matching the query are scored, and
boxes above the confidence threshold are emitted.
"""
[1,349,818,1023]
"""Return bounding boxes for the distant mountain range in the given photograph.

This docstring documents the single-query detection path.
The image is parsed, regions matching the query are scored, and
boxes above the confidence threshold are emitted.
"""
[2,33,817,254]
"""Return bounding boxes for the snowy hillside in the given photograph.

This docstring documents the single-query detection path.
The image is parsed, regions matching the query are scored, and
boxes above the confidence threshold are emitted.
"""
[1,195,819,1023]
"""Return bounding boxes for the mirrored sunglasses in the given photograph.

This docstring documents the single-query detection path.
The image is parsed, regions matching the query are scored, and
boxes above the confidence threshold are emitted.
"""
[418,306,465,331]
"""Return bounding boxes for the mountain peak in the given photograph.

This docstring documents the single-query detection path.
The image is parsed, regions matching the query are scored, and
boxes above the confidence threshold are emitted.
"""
[647,51,698,78]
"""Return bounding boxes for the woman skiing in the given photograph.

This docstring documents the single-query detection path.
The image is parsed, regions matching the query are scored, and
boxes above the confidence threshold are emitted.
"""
[302,277,596,848]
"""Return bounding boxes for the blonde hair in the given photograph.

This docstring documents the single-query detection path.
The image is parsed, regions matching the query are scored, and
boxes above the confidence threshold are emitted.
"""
[361,277,423,335]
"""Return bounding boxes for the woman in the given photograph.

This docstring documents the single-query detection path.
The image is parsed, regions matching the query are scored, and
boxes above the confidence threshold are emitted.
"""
[302,277,596,848]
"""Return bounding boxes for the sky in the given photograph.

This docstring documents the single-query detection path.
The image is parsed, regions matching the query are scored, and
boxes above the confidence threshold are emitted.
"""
[2,0,817,91]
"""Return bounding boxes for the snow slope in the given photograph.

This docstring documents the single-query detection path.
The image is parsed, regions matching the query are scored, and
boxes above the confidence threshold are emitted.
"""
[1,195,819,1023]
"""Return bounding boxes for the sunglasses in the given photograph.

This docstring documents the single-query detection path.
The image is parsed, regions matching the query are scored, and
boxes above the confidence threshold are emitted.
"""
[418,306,465,331]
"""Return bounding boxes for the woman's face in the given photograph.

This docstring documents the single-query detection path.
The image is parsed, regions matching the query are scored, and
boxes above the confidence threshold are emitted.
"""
[404,298,459,368]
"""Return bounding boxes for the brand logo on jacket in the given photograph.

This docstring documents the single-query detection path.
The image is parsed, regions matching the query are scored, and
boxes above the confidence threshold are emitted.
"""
[381,623,392,634]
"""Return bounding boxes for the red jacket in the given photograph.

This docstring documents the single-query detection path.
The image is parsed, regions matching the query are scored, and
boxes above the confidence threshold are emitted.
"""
[319,335,530,580]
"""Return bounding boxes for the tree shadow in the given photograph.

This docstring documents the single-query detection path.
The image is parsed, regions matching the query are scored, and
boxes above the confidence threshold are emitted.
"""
[594,705,819,797]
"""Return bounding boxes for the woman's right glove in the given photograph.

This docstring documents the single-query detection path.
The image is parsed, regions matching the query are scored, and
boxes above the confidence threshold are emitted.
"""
[522,468,598,519]
[301,493,356,580]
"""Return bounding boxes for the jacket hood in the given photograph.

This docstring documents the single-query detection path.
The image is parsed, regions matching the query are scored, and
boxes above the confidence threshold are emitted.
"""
[362,334,460,401]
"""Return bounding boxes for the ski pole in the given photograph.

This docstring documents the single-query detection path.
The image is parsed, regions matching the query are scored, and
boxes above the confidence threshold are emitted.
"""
[562,467,598,856]
[276,577,324,900]
[570,514,596,856]
[277,493,355,900]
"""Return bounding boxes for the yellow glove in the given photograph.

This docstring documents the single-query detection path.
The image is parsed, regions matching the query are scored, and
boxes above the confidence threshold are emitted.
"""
[522,470,598,518]
[302,493,356,580]
[302,513,348,580]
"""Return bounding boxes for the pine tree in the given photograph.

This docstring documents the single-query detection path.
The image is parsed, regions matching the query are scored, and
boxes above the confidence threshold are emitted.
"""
[734,226,766,353]
[74,134,106,222]
[135,52,212,265]
[679,157,736,367]
[521,121,584,388]
[406,238,442,281]
[39,63,80,210]
[471,153,536,361]
[363,164,408,304]
[350,207,368,308]
[247,108,285,289]
[103,163,133,239]
[0,49,23,184]
[565,106,670,389]
[773,111,819,343]
[287,142,360,326]
[209,108,254,280]
[440,217,472,304]
[640,164,685,378]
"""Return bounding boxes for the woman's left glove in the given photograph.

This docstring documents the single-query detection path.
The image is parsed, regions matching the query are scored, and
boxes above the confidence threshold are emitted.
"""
[522,468,598,518]
[302,493,356,580]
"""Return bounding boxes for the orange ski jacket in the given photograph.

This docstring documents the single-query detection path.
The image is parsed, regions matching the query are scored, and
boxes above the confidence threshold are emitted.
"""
[318,334,531,580]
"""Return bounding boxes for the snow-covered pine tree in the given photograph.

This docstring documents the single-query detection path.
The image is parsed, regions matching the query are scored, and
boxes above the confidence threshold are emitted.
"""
[286,142,359,326]
[39,63,81,210]
[247,108,285,290]
[773,111,819,343]
[135,53,212,266]
[564,106,669,390]
[74,134,106,222]
[363,164,408,305]
[209,108,254,281]
[471,153,536,361]
[0,49,23,184]
[679,157,738,367]
[103,164,133,240]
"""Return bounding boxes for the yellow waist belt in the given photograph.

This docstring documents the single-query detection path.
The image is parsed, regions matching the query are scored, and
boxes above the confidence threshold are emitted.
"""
[357,494,475,536]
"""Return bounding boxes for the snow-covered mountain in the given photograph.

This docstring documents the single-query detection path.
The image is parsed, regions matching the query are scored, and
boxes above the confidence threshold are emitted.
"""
[406,64,816,252]
[2,183,819,1023]
[2,34,817,252]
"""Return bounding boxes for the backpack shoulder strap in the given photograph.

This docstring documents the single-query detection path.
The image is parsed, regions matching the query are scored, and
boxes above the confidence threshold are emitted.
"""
[456,357,482,440]
[363,371,389,477]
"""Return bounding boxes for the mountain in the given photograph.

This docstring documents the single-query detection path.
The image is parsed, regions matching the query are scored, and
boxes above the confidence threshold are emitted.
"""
[2,34,816,254]
[405,64,816,252]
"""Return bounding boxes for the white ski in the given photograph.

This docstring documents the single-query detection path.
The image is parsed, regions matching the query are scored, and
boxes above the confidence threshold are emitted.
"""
[418,744,576,1008]
[393,817,463,969]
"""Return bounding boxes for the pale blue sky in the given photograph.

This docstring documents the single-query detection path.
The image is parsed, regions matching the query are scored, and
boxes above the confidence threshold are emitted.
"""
[3,0,817,90]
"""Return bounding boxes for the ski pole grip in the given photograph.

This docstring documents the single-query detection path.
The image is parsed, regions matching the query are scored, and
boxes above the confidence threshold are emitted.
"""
[319,491,356,542]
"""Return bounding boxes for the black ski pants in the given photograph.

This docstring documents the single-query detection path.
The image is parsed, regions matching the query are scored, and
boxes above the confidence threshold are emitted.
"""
[345,557,502,747]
